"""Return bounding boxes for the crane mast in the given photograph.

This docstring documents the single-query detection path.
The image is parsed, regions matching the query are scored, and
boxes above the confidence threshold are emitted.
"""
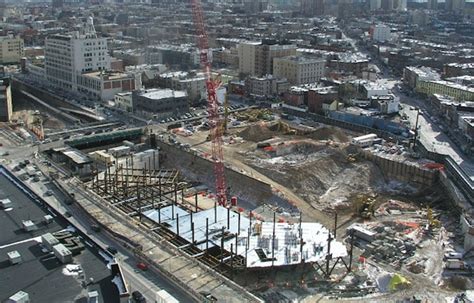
[191,0,228,206]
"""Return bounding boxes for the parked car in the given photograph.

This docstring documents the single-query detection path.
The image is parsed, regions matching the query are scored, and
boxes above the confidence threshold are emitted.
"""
[132,291,146,303]
[106,246,118,255]
[199,291,218,302]
[136,262,148,271]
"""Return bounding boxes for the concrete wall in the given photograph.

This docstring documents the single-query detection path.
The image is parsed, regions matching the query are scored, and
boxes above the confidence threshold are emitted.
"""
[156,141,274,207]
[460,214,474,251]
[361,150,438,187]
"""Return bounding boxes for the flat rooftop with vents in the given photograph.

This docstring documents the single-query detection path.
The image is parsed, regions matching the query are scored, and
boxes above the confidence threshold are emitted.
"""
[0,166,119,303]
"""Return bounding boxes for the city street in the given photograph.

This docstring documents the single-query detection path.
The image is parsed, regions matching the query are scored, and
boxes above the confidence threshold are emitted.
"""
[396,90,474,181]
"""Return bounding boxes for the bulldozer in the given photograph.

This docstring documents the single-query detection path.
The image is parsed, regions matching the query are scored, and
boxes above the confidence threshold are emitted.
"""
[353,194,376,219]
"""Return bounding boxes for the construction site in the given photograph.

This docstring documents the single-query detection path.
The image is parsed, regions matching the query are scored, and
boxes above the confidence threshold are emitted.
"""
[19,103,468,302]
[2,1,472,300]
[4,74,473,301]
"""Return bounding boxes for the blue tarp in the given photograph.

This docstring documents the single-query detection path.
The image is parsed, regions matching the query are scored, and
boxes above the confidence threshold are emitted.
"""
[329,111,407,135]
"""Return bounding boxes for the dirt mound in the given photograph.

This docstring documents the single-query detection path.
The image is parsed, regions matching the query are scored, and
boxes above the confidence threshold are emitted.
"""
[247,146,385,212]
[307,126,349,143]
[239,122,278,142]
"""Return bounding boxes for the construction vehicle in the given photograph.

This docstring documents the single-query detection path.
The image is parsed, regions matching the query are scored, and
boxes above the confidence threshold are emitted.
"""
[235,109,273,122]
[347,153,358,162]
[354,194,376,219]
[426,207,441,230]
[30,111,44,141]
[273,120,297,135]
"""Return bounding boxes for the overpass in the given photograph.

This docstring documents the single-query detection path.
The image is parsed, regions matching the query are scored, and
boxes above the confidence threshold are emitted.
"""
[18,90,81,124]
[59,107,105,121]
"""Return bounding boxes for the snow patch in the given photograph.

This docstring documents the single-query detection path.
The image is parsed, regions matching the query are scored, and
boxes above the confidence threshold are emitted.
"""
[62,264,82,276]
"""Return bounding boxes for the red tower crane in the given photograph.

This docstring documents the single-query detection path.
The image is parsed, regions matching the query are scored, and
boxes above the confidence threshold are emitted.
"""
[191,0,228,206]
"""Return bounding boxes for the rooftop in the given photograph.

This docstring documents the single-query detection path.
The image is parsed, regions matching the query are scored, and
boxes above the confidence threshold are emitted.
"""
[405,66,441,81]
[84,71,134,81]
[0,166,118,303]
[139,88,187,100]
[337,52,369,64]
[446,62,474,69]
[62,149,93,165]
[276,56,326,64]
[424,80,474,93]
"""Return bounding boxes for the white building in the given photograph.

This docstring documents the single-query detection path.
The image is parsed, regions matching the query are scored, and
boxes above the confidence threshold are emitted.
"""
[362,82,389,98]
[45,17,111,91]
[273,56,326,85]
[115,91,133,112]
[0,35,24,64]
[372,24,391,42]
[371,95,399,114]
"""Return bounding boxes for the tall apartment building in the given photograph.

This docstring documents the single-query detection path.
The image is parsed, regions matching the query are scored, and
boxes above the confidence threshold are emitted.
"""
[145,45,202,69]
[45,17,110,91]
[370,0,381,10]
[238,41,297,77]
[0,76,12,122]
[427,0,437,10]
[0,35,24,64]
[392,0,407,10]
[238,41,260,76]
[445,0,465,12]
[273,56,326,85]
[243,0,268,13]
[300,0,324,16]
[370,24,391,42]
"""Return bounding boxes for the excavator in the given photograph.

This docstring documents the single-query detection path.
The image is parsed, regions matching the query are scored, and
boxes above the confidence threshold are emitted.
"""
[426,207,441,230]
[273,120,297,135]
[354,194,376,219]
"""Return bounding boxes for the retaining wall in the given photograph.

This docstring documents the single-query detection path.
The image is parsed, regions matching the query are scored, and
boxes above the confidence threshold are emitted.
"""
[156,141,274,207]
[361,150,438,187]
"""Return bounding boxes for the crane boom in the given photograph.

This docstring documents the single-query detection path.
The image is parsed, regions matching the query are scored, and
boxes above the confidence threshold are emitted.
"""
[191,0,228,206]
